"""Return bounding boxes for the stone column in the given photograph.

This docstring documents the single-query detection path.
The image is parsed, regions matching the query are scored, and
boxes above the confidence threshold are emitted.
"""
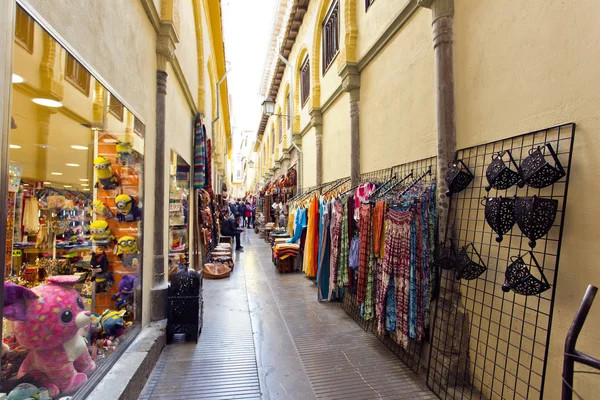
[340,64,361,187]
[309,108,323,185]
[150,35,175,322]
[419,0,456,241]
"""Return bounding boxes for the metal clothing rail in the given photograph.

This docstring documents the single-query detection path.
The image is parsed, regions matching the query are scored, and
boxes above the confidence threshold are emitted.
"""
[562,285,600,400]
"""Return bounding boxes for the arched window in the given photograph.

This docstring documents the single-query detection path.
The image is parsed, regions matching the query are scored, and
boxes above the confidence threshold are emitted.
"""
[278,111,283,143]
[300,57,310,106]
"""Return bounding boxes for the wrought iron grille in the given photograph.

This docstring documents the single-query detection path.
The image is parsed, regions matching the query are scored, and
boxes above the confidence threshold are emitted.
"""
[300,57,310,107]
[340,155,438,374]
[427,123,575,400]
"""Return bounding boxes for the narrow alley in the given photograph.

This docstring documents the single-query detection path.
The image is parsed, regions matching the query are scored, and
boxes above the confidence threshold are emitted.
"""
[140,231,435,400]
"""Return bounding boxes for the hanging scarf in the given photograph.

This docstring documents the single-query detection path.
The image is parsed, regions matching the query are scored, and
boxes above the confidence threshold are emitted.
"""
[193,113,207,189]
[337,199,350,288]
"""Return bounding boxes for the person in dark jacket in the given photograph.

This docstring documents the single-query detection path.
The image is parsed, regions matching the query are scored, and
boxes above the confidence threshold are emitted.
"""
[221,213,244,251]
[237,202,246,227]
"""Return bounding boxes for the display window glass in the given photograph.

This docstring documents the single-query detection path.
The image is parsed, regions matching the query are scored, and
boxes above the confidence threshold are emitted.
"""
[168,150,190,279]
[2,6,144,398]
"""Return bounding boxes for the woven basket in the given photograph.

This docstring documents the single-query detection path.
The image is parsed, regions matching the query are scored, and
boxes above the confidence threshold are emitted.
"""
[203,263,231,279]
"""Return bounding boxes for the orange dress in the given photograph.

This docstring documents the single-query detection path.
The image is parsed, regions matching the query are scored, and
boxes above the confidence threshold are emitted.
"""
[302,195,319,277]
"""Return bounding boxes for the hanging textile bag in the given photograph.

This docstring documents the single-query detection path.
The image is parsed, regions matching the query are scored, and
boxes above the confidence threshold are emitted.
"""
[349,237,360,270]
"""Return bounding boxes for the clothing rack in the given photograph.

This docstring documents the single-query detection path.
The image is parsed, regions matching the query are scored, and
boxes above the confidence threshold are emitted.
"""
[371,171,414,202]
[397,166,432,198]
[323,177,351,195]
[364,173,397,203]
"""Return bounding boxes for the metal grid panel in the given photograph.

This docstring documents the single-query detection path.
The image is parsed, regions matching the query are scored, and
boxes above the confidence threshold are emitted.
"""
[341,156,438,374]
[427,123,575,400]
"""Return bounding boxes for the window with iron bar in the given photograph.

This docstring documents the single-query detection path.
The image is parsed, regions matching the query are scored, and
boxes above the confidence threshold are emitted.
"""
[278,115,283,143]
[322,0,339,74]
[15,6,34,53]
[109,94,124,122]
[286,93,291,130]
[65,53,91,96]
[300,58,310,107]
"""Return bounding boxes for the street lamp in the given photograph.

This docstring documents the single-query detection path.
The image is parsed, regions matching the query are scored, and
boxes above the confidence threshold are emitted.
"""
[261,98,275,116]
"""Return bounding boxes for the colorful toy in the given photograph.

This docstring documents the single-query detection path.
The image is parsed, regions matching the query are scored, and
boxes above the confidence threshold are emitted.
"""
[114,194,141,222]
[92,200,114,219]
[89,220,114,246]
[93,156,118,190]
[90,252,113,293]
[3,276,96,397]
[98,309,129,337]
[116,236,140,268]
[115,140,137,166]
[111,275,136,309]
[7,382,51,400]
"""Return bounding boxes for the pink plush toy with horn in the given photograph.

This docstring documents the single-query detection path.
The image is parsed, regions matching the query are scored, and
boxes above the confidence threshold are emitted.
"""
[3,276,96,397]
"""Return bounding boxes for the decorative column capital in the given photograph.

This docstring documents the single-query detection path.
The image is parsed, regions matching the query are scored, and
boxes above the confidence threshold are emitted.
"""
[339,62,360,102]
[309,108,322,129]
[418,0,454,21]
[156,34,176,71]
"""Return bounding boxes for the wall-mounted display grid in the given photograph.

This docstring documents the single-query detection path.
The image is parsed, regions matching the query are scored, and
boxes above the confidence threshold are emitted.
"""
[427,123,575,400]
[341,155,438,374]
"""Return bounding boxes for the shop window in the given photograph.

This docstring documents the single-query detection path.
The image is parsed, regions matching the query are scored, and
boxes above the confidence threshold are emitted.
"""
[65,53,91,95]
[365,0,375,11]
[134,116,145,137]
[300,58,310,107]
[5,11,144,397]
[168,151,190,279]
[109,95,124,122]
[322,0,339,74]
[14,6,34,53]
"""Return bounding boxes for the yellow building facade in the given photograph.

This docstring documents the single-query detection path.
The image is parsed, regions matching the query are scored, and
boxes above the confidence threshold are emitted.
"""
[256,0,600,398]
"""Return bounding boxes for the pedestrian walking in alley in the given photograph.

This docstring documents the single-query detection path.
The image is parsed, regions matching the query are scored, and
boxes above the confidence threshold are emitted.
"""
[238,201,246,227]
[221,212,245,251]
[245,200,254,228]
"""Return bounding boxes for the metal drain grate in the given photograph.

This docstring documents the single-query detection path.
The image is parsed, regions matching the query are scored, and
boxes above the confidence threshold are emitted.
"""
[140,260,261,400]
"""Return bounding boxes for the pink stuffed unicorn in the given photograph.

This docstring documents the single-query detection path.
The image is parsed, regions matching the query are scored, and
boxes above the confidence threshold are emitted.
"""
[3,276,96,397]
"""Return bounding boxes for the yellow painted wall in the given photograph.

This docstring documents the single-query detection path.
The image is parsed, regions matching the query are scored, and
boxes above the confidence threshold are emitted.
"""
[175,0,200,107]
[322,92,350,182]
[166,64,194,164]
[356,0,409,59]
[359,8,435,173]
[454,1,600,398]
[302,128,317,187]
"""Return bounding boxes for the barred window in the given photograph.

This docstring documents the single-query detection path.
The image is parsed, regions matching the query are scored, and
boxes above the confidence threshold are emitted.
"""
[322,1,339,74]
[278,115,283,143]
[286,93,291,130]
[365,0,375,11]
[65,53,91,96]
[15,6,34,53]
[109,95,124,122]
[300,58,310,107]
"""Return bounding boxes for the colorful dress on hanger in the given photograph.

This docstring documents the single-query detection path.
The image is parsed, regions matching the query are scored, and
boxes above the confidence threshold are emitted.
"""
[337,199,350,289]
[302,196,319,278]
[329,199,343,300]
[317,200,331,302]
[357,204,372,305]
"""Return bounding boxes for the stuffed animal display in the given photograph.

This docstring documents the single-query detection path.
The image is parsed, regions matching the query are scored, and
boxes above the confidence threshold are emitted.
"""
[111,275,136,309]
[92,199,114,219]
[114,194,141,222]
[89,220,114,246]
[3,276,96,397]
[90,252,113,293]
[93,156,118,190]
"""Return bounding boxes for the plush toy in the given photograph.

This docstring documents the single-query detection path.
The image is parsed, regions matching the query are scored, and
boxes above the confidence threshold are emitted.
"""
[116,236,140,268]
[89,220,114,246]
[97,309,129,337]
[3,277,96,397]
[114,194,141,222]
[93,156,118,190]
[111,275,136,309]
[90,252,113,293]
[92,200,114,219]
[115,140,138,166]
[7,382,51,400]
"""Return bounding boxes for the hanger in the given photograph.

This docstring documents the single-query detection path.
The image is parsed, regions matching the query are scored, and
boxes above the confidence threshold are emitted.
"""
[375,170,415,200]
[386,167,432,207]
